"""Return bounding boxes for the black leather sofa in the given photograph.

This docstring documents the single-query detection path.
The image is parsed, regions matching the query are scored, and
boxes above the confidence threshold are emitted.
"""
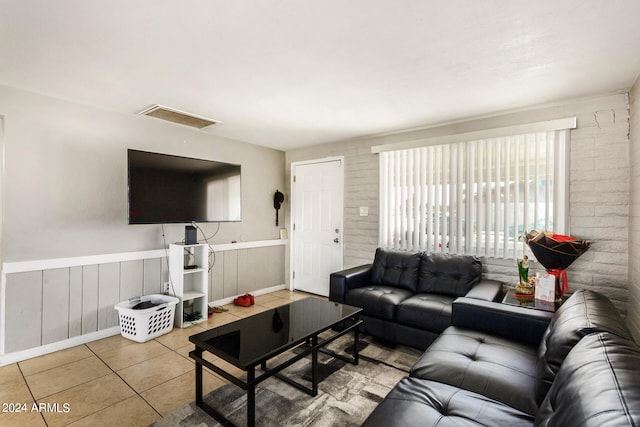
[329,248,504,349]
[362,289,640,426]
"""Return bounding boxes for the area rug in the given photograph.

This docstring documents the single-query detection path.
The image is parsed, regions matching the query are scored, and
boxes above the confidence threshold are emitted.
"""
[151,334,422,426]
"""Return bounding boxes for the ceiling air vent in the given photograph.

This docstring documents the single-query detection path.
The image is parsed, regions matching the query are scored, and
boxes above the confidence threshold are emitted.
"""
[138,105,220,129]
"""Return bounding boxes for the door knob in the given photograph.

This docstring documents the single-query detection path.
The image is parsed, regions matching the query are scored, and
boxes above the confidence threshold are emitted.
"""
[333,238,340,243]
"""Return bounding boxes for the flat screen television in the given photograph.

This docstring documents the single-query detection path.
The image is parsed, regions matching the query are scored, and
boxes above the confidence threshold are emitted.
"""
[127,149,241,224]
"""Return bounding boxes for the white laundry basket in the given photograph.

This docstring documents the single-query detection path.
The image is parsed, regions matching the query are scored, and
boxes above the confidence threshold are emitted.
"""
[114,294,179,342]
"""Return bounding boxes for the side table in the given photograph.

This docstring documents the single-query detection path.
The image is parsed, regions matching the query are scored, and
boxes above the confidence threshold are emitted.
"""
[502,287,571,312]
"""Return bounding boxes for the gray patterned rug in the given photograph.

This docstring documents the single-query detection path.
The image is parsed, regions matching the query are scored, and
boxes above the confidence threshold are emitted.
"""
[151,334,422,426]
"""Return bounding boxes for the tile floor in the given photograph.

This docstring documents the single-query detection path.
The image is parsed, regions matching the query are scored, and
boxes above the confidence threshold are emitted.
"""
[0,290,317,427]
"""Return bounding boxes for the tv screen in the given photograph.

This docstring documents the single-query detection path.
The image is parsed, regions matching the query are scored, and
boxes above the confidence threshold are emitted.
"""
[128,149,241,224]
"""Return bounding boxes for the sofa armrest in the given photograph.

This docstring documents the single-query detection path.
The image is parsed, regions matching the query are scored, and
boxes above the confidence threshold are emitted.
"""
[329,264,373,304]
[451,297,554,347]
[464,279,504,302]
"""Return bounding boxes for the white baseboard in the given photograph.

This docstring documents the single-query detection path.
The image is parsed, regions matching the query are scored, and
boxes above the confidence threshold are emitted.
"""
[0,327,121,367]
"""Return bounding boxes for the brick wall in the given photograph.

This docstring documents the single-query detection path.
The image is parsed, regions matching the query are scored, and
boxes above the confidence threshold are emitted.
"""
[286,93,633,316]
[628,77,640,341]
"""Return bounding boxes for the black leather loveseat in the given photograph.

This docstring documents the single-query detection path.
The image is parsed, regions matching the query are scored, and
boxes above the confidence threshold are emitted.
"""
[329,248,503,349]
[363,289,640,426]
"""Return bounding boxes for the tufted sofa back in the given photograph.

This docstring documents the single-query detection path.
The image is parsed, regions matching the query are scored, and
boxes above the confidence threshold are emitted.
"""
[534,289,632,405]
[536,332,640,426]
[370,248,421,292]
[417,253,482,296]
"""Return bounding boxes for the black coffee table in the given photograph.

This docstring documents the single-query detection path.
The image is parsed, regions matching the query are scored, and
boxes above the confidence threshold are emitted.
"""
[189,297,362,427]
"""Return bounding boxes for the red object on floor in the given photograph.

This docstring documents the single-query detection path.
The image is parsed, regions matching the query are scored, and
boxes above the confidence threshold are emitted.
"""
[233,293,255,307]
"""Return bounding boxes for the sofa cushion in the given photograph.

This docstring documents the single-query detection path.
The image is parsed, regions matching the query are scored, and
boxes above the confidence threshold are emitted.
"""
[418,253,481,296]
[370,248,421,292]
[362,377,535,427]
[397,293,455,333]
[536,333,640,427]
[534,289,632,405]
[345,286,413,321]
[411,326,539,415]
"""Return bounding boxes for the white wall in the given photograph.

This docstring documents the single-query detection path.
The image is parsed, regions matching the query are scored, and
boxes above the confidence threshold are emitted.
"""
[0,84,288,360]
[0,85,285,262]
[628,75,640,342]
[287,93,632,315]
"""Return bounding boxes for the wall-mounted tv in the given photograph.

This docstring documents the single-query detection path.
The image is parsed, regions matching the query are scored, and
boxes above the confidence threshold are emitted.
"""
[128,149,241,224]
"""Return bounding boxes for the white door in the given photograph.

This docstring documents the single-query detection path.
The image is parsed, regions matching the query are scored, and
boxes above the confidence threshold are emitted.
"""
[291,159,343,296]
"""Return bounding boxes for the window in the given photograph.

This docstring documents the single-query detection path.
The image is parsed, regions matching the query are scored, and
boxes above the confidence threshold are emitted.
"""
[376,120,574,259]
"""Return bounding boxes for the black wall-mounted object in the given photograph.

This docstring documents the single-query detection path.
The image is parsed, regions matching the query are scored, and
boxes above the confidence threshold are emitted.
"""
[127,149,242,224]
[274,190,284,226]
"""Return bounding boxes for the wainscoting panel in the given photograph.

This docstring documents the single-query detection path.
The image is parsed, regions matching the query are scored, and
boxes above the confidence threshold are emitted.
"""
[120,260,144,301]
[237,246,285,295]
[5,271,43,353]
[69,267,83,339]
[223,251,239,298]
[81,265,99,335]
[1,240,287,360]
[209,256,225,302]
[143,258,162,296]
[97,263,120,330]
[42,268,70,345]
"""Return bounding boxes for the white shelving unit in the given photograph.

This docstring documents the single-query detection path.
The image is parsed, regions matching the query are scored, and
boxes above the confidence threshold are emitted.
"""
[169,243,209,328]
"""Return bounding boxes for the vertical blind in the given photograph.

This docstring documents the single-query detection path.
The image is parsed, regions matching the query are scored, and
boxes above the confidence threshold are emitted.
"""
[378,129,569,259]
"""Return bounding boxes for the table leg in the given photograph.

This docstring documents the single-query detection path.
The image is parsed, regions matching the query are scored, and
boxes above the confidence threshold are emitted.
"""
[353,316,360,365]
[194,348,203,405]
[311,335,318,396]
[247,366,256,427]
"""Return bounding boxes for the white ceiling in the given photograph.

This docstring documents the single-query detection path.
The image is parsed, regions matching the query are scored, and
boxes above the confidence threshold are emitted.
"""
[1,1,639,151]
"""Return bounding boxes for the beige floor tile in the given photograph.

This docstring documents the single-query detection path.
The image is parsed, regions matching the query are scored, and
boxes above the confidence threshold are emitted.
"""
[174,343,196,362]
[260,298,290,309]
[0,376,33,403]
[271,290,311,301]
[3,289,296,426]
[85,333,135,355]
[66,395,160,427]
[19,345,94,377]
[204,354,245,378]
[141,369,227,416]
[97,339,170,371]
[173,346,245,379]
[154,324,207,350]
[202,311,241,328]
[226,304,270,318]
[253,293,281,304]
[0,363,23,386]
[117,351,194,393]
[26,356,112,400]
[0,406,47,427]
[38,373,136,427]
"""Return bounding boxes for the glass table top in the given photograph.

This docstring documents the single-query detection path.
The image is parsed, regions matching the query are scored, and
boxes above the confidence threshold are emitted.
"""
[189,298,361,368]
[502,288,570,312]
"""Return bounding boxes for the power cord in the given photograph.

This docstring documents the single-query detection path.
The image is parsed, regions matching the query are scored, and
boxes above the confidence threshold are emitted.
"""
[192,222,218,272]
[161,223,177,297]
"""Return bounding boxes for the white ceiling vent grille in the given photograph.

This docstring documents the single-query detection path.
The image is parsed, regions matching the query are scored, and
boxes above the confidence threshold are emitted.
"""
[138,105,220,129]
